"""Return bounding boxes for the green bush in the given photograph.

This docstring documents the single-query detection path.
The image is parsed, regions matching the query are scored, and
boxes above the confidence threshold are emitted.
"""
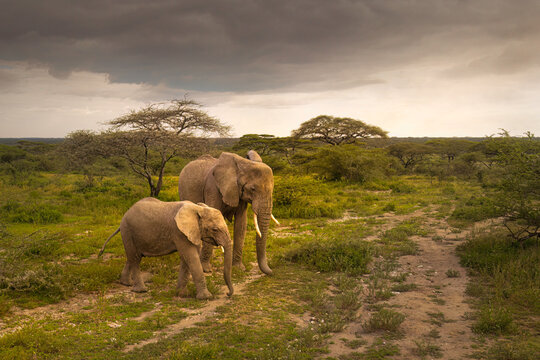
[486,341,539,360]
[273,175,318,206]
[273,175,343,218]
[479,132,540,242]
[363,308,405,333]
[451,196,501,223]
[459,234,540,312]
[472,305,514,335]
[389,181,416,194]
[305,145,395,182]
[283,240,372,275]
[0,263,70,301]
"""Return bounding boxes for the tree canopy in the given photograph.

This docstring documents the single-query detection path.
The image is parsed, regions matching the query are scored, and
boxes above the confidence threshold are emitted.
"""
[291,115,388,145]
[63,99,229,196]
[388,142,432,169]
[109,99,229,136]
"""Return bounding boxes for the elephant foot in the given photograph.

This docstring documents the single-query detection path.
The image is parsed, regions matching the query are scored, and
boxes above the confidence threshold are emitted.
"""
[233,261,246,271]
[196,289,212,300]
[201,262,213,273]
[131,285,147,293]
[177,287,189,298]
[119,279,132,287]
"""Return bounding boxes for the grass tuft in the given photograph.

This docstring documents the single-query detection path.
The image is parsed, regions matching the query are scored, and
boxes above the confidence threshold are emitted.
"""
[472,305,515,335]
[363,308,405,333]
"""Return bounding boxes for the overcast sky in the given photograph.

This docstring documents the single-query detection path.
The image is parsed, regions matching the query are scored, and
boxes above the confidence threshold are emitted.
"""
[1,0,539,138]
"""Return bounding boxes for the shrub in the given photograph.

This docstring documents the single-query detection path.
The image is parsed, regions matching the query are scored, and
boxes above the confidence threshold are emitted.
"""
[334,290,362,312]
[388,181,416,194]
[283,240,372,275]
[486,341,538,360]
[472,305,514,335]
[305,145,395,182]
[391,283,417,292]
[445,269,460,278]
[273,175,343,219]
[363,308,405,333]
[450,196,501,223]
[0,263,70,301]
[273,175,322,206]
[480,132,540,242]
[412,340,443,359]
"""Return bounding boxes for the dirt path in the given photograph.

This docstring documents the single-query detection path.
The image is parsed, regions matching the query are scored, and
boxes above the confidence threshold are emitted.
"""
[323,211,488,360]
[123,263,262,352]
[0,264,263,349]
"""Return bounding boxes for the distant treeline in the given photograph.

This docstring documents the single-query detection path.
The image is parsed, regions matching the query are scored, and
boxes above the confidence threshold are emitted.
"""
[0,138,64,145]
[0,136,495,146]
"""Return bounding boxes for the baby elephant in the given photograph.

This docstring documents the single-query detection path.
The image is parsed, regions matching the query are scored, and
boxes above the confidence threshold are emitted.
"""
[100,198,233,299]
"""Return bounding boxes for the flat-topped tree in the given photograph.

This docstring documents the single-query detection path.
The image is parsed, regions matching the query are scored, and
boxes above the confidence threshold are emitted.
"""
[292,115,388,145]
[388,142,433,169]
[64,99,230,197]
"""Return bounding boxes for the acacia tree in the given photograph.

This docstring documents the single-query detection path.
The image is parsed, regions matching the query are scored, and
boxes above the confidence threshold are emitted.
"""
[485,131,539,243]
[426,139,475,162]
[64,99,230,196]
[292,115,388,145]
[388,142,432,169]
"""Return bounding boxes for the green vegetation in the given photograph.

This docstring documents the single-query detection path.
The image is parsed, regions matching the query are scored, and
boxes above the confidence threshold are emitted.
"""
[412,340,443,359]
[0,128,538,359]
[362,308,405,334]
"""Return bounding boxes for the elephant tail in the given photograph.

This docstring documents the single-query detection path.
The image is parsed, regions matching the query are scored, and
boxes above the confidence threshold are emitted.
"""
[99,227,120,257]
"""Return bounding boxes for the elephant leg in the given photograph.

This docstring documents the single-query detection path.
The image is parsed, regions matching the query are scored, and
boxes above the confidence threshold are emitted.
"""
[177,257,190,297]
[121,232,147,292]
[119,262,132,286]
[233,202,248,270]
[183,246,212,300]
[200,242,214,273]
[130,255,147,293]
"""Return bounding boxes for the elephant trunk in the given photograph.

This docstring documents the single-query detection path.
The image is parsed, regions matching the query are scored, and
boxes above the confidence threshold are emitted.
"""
[223,242,234,296]
[253,203,273,276]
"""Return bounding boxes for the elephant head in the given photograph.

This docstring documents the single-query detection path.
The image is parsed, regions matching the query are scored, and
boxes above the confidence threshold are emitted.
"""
[175,201,234,296]
[212,152,275,275]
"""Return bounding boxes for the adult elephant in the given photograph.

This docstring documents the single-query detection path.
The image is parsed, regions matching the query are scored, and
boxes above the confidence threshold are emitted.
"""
[178,151,277,275]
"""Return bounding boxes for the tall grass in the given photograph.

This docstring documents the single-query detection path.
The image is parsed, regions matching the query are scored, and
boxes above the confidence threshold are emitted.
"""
[458,229,539,344]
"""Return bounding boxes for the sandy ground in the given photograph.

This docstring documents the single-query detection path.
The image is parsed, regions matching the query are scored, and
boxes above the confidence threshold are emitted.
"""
[323,212,499,360]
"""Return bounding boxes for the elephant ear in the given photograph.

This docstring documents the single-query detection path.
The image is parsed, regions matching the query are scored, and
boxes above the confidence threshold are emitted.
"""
[246,150,263,162]
[174,203,202,246]
[213,153,240,207]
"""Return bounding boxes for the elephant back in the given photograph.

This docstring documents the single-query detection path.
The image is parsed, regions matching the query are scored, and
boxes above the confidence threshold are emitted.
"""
[178,156,217,203]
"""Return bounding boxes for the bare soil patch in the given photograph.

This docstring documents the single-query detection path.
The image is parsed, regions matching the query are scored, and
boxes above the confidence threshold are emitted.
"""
[323,211,490,360]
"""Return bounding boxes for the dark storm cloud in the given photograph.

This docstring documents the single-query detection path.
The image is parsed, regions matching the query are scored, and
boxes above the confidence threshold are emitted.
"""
[1,0,539,91]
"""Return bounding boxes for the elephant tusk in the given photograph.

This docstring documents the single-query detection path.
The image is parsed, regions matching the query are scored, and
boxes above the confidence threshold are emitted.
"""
[271,214,280,226]
[253,213,262,238]
[221,246,224,252]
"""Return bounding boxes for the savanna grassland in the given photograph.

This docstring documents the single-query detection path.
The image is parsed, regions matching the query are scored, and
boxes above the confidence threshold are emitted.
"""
[0,135,539,359]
